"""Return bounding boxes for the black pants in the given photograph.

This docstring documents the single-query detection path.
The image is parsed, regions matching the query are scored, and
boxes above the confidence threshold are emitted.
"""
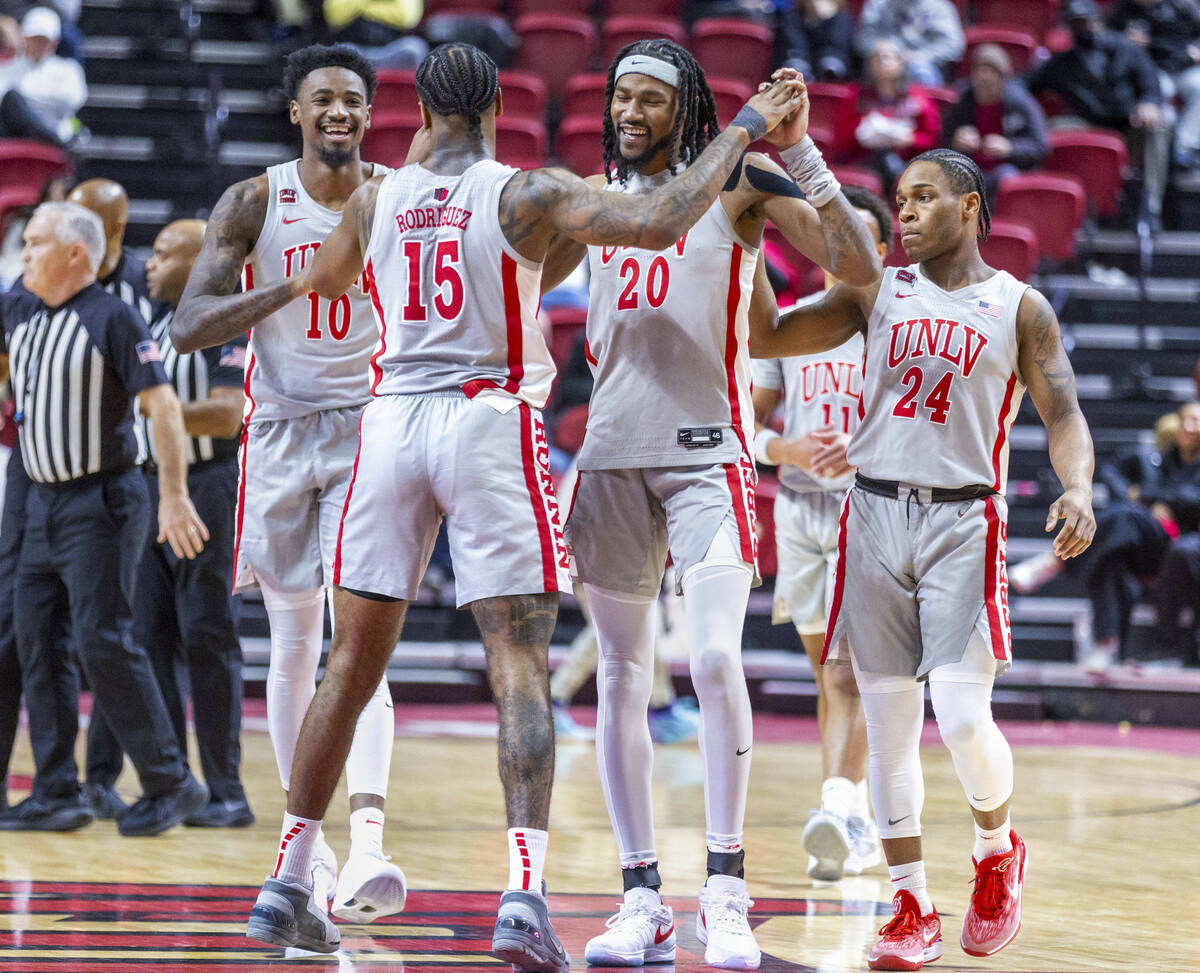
[16,469,186,801]
[0,89,65,147]
[0,448,33,792]
[87,460,247,802]
[1157,533,1200,665]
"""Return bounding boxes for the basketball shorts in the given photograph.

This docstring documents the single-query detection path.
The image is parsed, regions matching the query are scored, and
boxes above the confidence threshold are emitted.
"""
[333,392,570,606]
[825,483,1012,679]
[772,487,845,635]
[233,404,363,594]
[565,454,759,598]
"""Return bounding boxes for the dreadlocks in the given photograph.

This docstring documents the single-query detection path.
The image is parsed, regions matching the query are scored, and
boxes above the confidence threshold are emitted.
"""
[910,148,992,240]
[602,39,721,184]
[283,44,377,104]
[414,43,499,141]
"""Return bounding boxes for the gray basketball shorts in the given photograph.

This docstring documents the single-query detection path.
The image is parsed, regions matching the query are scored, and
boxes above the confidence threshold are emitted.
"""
[333,392,571,606]
[772,487,846,635]
[825,484,1013,679]
[565,452,760,598]
[233,404,364,594]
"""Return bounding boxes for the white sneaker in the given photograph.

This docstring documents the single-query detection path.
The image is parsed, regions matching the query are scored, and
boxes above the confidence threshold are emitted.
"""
[332,851,408,922]
[696,875,760,970]
[802,810,851,882]
[1008,551,1062,594]
[844,813,882,874]
[312,840,338,912]
[584,886,676,966]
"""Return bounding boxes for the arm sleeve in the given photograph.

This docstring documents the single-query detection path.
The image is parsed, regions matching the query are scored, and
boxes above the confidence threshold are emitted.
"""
[207,333,249,389]
[751,355,785,390]
[103,302,169,395]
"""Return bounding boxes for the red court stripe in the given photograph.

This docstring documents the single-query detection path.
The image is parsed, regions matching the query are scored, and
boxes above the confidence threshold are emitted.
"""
[822,494,851,663]
[519,404,556,591]
[332,410,366,586]
[982,496,1008,661]
[990,371,1019,492]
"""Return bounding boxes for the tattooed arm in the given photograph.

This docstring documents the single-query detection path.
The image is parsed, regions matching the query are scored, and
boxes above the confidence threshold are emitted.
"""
[172,177,304,353]
[304,176,383,300]
[752,275,877,359]
[1017,287,1095,560]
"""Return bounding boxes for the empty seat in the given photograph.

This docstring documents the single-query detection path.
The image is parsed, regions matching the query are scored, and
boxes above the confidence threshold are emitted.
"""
[980,219,1039,281]
[511,0,591,14]
[962,26,1039,76]
[495,116,548,166]
[707,76,754,126]
[601,15,686,63]
[831,164,884,196]
[360,112,422,167]
[603,0,684,16]
[425,0,503,12]
[973,0,1060,43]
[806,81,855,133]
[514,14,596,100]
[0,140,70,197]
[1046,127,1128,220]
[994,171,1086,264]
[563,73,609,118]
[497,70,549,122]
[373,69,418,114]
[690,18,774,88]
[555,114,606,175]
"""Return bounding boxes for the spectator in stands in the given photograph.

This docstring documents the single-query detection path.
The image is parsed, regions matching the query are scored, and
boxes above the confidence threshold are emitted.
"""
[945,44,1049,203]
[1010,402,1200,673]
[855,0,964,86]
[324,0,426,68]
[1026,0,1170,228]
[833,40,941,189]
[0,2,82,63]
[0,7,86,149]
[778,0,854,81]
[1108,0,1200,169]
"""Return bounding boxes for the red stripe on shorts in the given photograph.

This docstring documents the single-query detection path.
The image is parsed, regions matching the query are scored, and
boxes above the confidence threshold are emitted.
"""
[520,404,557,591]
[723,461,755,564]
[982,496,1010,661]
[822,494,851,664]
[331,410,366,587]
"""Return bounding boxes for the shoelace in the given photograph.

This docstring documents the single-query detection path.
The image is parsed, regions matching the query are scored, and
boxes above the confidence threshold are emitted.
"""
[605,900,671,934]
[707,893,755,934]
[970,859,1011,919]
[878,908,920,938]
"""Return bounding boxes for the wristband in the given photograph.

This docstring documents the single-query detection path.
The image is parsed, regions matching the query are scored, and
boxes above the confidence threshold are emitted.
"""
[779,135,842,208]
[754,428,780,465]
[730,105,768,143]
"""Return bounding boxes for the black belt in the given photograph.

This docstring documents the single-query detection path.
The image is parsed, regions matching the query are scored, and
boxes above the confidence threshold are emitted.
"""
[855,473,996,504]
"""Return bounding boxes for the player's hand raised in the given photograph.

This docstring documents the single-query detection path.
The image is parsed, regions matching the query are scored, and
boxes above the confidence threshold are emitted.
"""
[1046,486,1095,560]
[760,68,811,149]
[740,77,807,140]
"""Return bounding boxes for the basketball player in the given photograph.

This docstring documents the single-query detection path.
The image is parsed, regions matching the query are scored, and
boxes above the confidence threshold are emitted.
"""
[751,186,892,883]
[171,45,404,925]
[242,42,805,967]
[536,44,881,970]
[754,148,1096,970]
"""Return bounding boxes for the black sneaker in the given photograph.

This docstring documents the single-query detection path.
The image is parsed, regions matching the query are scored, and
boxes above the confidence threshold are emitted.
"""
[0,794,93,831]
[491,881,571,973]
[117,773,208,837]
[84,782,128,820]
[247,877,340,953]
[185,798,256,828]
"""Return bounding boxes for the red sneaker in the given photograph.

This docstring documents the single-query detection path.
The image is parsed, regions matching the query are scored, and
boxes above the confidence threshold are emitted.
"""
[867,890,942,971]
[960,830,1027,957]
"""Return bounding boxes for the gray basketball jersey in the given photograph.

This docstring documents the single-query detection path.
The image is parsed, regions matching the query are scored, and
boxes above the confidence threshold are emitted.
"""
[849,264,1029,492]
[752,292,863,494]
[363,159,554,410]
[578,170,758,470]
[241,159,388,423]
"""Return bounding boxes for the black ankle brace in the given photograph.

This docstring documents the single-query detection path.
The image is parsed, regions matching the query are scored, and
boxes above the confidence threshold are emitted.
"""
[622,861,663,891]
[706,849,745,879]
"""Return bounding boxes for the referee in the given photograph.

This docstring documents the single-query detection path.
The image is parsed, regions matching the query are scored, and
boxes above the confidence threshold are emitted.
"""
[0,202,210,836]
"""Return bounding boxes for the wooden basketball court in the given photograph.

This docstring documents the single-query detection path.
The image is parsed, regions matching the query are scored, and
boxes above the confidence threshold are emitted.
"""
[2,702,1197,972]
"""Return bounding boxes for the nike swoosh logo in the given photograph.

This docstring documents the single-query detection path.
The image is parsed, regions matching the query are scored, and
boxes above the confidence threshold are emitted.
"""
[654,924,674,944]
[895,292,917,299]
[888,815,910,826]
[282,216,307,224]
[736,746,752,756]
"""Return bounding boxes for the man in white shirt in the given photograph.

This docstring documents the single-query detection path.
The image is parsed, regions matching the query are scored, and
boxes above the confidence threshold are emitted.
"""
[0,7,86,147]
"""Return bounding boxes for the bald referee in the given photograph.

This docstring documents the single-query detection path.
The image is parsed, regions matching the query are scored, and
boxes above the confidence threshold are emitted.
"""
[0,202,210,836]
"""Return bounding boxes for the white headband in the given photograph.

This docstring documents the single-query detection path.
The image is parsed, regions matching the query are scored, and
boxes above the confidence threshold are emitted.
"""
[615,54,680,89]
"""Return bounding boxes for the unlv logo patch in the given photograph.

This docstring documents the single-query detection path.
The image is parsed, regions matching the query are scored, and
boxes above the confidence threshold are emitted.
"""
[434,187,449,201]
[278,188,298,204]
[896,269,917,285]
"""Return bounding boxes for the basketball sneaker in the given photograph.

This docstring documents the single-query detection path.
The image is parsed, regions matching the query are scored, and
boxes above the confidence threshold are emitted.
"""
[867,890,942,971]
[584,886,676,966]
[695,874,760,970]
[491,880,571,973]
[1007,551,1062,594]
[845,813,883,875]
[803,809,852,881]
[246,877,340,954]
[960,830,1027,957]
[332,851,408,922]
[648,699,700,744]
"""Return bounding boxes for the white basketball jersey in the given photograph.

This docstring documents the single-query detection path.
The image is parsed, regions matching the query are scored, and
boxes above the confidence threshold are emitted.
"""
[850,264,1029,492]
[752,291,863,494]
[363,159,553,410]
[579,170,758,471]
[242,159,388,422]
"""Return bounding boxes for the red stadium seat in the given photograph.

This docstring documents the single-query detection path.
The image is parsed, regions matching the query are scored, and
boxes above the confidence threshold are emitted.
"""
[373,69,418,114]
[555,114,606,175]
[973,0,1059,43]
[512,0,591,14]
[514,14,596,100]
[0,140,70,197]
[552,403,589,454]
[495,116,548,166]
[690,18,774,89]
[708,77,754,126]
[980,219,1039,280]
[994,172,1086,263]
[961,26,1039,77]
[498,70,549,121]
[547,306,587,368]
[603,0,684,16]
[601,15,687,63]
[0,186,36,237]
[806,81,855,135]
[831,165,884,196]
[563,73,609,118]
[360,112,422,167]
[1046,128,1129,220]
[1043,26,1073,53]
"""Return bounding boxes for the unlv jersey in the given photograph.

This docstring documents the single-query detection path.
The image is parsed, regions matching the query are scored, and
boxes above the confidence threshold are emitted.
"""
[580,169,757,471]
[752,291,863,494]
[242,159,388,422]
[363,159,554,410]
[849,264,1029,492]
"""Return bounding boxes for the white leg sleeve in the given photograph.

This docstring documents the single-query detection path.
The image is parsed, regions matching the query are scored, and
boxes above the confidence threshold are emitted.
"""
[928,632,1014,813]
[585,583,659,866]
[851,652,926,840]
[681,549,754,854]
[261,581,325,791]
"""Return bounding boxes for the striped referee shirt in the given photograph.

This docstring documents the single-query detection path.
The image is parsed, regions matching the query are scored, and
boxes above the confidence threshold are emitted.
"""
[0,282,168,484]
[143,308,245,466]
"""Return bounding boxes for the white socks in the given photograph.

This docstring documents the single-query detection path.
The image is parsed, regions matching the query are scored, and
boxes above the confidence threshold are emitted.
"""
[349,806,385,859]
[888,860,933,915]
[821,776,857,820]
[973,815,1013,861]
[274,812,323,886]
[507,827,549,892]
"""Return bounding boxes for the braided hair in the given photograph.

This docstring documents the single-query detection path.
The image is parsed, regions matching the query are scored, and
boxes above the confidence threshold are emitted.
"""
[601,39,721,184]
[414,43,499,141]
[283,44,377,104]
[909,148,992,240]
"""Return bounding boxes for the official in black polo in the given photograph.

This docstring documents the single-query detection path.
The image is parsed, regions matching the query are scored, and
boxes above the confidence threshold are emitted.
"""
[135,219,254,828]
[0,201,210,836]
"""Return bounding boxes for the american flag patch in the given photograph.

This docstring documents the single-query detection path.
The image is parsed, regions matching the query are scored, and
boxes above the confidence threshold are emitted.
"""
[219,344,247,370]
[279,188,298,204]
[978,300,1002,318]
[136,340,161,363]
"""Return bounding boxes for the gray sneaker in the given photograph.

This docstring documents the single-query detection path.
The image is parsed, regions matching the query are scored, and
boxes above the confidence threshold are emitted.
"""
[246,877,340,954]
[803,809,851,882]
[491,882,570,972]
